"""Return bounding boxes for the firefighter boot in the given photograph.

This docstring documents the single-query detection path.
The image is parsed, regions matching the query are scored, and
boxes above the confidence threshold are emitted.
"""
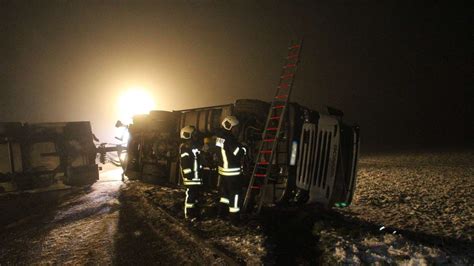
[229,212,241,226]
[186,207,200,220]
[217,203,229,220]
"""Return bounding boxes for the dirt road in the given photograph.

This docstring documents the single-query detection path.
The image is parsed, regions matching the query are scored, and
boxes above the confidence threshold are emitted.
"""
[0,168,121,264]
[128,150,474,264]
[0,168,231,265]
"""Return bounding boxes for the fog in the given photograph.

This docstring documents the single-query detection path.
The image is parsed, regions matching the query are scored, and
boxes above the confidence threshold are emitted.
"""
[0,1,470,150]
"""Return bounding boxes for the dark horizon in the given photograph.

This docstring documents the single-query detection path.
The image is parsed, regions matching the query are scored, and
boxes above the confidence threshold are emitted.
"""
[1,1,471,151]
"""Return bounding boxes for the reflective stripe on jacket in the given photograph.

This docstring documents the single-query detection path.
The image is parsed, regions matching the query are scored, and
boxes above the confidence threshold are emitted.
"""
[179,142,202,185]
[215,129,246,176]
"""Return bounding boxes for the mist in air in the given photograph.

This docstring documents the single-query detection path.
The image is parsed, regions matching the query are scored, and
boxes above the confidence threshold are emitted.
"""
[0,2,470,150]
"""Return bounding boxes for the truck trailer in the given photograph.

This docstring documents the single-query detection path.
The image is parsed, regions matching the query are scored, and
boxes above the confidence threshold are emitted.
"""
[0,121,99,193]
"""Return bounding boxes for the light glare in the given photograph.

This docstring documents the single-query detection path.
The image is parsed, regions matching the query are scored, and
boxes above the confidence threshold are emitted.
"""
[117,88,156,124]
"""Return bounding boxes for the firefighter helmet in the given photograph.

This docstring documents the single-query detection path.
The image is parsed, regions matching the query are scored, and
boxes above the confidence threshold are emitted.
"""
[221,116,239,131]
[180,125,196,139]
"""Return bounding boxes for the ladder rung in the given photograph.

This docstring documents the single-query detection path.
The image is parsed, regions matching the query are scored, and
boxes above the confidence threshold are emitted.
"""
[266,127,278,131]
[257,161,269,165]
[275,95,288,99]
[263,134,276,139]
[278,83,289,89]
[250,186,261,189]
[263,139,276,142]
[254,174,266,177]
[272,105,285,109]
[288,44,301,49]
[280,73,294,79]
[287,54,298,60]
[283,63,297,68]
[260,150,272,154]
[270,116,280,120]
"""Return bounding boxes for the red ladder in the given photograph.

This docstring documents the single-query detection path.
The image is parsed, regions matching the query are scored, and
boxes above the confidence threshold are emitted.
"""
[242,40,303,213]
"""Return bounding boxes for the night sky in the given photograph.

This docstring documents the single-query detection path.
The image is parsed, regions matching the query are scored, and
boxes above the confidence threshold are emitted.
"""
[0,1,471,151]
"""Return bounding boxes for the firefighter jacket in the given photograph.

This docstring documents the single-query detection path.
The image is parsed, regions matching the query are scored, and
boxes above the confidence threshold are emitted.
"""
[179,142,202,186]
[215,129,247,176]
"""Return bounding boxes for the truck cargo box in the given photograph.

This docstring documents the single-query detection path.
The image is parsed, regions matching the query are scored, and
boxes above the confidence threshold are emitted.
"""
[0,121,99,193]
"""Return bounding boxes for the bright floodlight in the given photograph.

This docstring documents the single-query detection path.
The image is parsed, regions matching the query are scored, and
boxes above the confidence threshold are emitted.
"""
[117,88,156,124]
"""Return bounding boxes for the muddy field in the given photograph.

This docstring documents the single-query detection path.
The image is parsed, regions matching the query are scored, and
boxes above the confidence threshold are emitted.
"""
[124,149,473,264]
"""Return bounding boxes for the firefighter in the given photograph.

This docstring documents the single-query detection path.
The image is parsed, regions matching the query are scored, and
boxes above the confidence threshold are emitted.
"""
[200,136,213,187]
[179,125,203,220]
[215,115,247,225]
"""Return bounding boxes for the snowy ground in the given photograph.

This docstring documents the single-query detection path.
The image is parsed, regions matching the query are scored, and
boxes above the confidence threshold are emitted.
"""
[0,167,236,265]
[0,168,122,264]
[130,149,473,264]
[1,150,472,264]
[329,149,474,264]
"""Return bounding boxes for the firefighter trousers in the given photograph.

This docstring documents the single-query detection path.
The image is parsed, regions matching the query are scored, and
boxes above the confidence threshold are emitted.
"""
[218,174,242,215]
[184,185,202,219]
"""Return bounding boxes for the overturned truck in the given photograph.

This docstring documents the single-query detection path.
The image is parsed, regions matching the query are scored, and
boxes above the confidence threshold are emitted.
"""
[0,122,99,193]
[124,99,360,209]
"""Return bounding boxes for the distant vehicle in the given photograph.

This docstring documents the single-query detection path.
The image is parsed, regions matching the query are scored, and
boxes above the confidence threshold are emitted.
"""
[122,99,360,209]
[0,122,99,193]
